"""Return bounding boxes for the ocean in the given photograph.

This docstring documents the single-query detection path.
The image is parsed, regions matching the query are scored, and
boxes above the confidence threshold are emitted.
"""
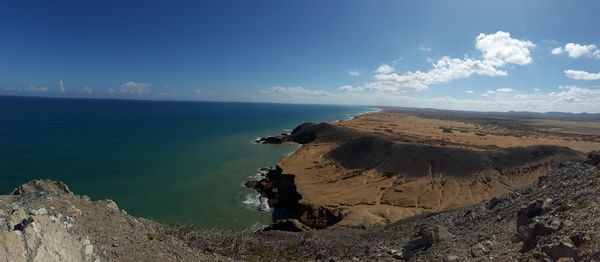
[0,96,372,230]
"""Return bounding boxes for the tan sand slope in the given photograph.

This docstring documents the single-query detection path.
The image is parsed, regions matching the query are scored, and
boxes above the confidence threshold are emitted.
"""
[276,111,597,229]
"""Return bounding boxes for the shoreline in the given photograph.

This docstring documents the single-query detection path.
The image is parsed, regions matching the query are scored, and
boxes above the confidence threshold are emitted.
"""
[247,107,599,231]
[243,107,380,228]
[241,107,377,228]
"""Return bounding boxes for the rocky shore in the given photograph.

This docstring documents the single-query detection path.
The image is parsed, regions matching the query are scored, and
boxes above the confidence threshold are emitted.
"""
[3,109,600,261]
[2,152,600,261]
[0,180,223,261]
[247,110,593,231]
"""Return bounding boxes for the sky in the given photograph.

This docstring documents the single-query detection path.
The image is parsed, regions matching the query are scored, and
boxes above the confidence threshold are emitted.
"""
[0,0,599,112]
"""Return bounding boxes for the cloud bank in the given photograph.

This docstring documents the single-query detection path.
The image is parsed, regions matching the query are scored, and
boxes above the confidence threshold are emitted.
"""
[120,81,151,94]
[266,86,332,97]
[364,31,535,93]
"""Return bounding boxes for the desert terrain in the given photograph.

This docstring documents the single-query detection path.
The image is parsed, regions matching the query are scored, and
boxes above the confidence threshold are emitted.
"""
[272,109,600,230]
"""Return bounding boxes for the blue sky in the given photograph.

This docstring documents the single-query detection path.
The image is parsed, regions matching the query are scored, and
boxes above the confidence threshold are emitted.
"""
[1,0,599,112]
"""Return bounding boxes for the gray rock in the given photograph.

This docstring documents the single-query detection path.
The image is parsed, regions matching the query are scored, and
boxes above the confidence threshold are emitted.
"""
[471,243,488,257]
[11,180,72,196]
[516,198,554,227]
[542,241,578,260]
[30,207,48,216]
[401,225,453,259]
[584,151,600,166]
[0,215,94,261]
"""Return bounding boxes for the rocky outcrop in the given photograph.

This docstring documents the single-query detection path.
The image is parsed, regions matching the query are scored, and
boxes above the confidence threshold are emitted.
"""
[0,181,97,261]
[254,134,288,144]
[1,180,217,261]
[400,224,454,259]
[11,180,72,196]
[585,150,600,165]
[3,154,600,261]
[246,165,344,231]
[254,122,355,145]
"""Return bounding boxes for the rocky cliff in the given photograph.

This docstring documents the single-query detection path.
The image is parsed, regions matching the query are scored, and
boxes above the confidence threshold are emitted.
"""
[0,180,222,261]
[2,154,599,261]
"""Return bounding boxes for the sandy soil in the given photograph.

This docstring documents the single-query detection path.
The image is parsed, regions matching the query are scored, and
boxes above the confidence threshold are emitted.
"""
[338,112,600,152]
[278,110,599,229]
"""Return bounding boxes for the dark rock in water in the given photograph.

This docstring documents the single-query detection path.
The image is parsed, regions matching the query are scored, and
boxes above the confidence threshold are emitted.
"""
[256,136,285,144]
[269,175,302,209]
[248,165,304,228]
[244,180,258,189]
[265,165,283,180]
[585,151,600,166]
[262,136,284,144]
[255,180,273,193]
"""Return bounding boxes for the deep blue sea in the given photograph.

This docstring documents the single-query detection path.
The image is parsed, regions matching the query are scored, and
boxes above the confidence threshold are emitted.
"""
[0,96,372,229]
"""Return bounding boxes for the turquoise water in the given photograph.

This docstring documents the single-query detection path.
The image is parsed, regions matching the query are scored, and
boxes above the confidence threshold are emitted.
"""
[0,96,371,229]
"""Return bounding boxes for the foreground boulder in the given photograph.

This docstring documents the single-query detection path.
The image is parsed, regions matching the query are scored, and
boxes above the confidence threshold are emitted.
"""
[1,180,217,261]
[585,150,600,165]
[401,224,453,259]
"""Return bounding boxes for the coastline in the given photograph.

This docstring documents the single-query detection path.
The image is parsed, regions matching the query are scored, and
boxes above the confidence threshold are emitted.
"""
[248,107,599,231]
[243,107,379,225]
[2,107,600,260]
[0,97,375,230]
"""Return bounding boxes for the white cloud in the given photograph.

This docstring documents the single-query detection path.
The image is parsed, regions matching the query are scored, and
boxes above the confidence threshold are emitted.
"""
[466,90,474,94]
[481,88,513,97]
[549,85,600,103]
[348,70,361,76]
[496,88,513,93]
[551,43,600,59]
[84,85,92,94]
[121,81,150,94]
[365,31,535,93]
[260,84,600,113]
[338,85,363,92]
[551,47,563,55]
[266,86,332,97]
[58,80,65,92]
[475,31,535,66]
[374,64,395,74]
[564,69,600,81]
[514,94,529,99]
[418,46,432,52]
[22,85,48,92]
